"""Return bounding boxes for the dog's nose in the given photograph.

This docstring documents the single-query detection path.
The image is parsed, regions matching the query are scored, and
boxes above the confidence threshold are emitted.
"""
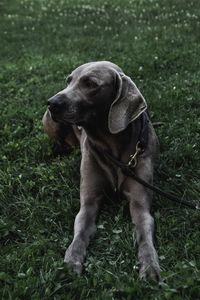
[47,94,66,112]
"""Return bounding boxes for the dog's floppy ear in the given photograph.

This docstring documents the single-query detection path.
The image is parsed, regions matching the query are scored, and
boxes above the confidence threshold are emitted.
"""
[108,72,147,134]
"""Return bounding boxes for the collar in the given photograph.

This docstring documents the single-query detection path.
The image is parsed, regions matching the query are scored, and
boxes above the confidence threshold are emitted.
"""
[89,112,149,169]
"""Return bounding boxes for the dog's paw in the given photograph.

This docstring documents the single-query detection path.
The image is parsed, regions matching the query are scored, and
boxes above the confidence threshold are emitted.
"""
[64,255,83,274]
[64,250,83,274]
[139,260,161,282]
[64,241,86,275]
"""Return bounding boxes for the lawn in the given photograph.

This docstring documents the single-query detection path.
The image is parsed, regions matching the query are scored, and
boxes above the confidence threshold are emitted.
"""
[0,0,200,299]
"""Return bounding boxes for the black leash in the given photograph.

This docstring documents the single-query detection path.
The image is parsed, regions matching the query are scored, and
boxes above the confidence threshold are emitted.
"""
[95,112,199,210]
[102,150,199,210]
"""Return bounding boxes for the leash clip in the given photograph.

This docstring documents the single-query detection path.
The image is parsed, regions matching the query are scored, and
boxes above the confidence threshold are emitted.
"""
[127,141,142,168]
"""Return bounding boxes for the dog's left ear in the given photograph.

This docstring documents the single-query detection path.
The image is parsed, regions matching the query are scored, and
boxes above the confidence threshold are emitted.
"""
[108,72,147,134]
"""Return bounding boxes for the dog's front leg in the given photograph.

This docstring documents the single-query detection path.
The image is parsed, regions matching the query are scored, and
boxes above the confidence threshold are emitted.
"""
[64,153,105,274]
[64,199,101,274]
[123,158,161,281]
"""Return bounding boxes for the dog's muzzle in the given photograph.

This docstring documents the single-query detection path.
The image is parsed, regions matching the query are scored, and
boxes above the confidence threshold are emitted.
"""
[47,94,67,115]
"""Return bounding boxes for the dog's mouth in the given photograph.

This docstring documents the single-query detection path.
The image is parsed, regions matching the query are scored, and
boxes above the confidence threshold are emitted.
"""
[48,101,97,128]
[47,108,60,123]
[49,108,83,126]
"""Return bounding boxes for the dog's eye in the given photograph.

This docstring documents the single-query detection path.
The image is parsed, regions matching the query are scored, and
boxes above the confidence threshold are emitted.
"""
[66,75,73,85]
[83,78,99,89]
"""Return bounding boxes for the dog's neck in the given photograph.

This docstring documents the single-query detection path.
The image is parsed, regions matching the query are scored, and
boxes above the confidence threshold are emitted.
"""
[83,118,141,159]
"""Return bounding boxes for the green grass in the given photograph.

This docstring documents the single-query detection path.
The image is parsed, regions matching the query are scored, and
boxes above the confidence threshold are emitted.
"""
[0,0,200,299]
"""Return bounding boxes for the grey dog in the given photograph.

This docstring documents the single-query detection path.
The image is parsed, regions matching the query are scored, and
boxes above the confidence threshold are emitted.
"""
[42,61,161,281]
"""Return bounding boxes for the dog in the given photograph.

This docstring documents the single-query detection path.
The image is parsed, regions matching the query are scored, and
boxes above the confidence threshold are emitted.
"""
[42,61,161,281]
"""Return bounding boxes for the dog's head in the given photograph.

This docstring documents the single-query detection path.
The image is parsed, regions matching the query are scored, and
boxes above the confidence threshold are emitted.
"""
[48,61,147,134]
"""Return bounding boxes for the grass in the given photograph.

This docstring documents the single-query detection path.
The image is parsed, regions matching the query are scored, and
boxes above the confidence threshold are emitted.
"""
[0,0,200,299]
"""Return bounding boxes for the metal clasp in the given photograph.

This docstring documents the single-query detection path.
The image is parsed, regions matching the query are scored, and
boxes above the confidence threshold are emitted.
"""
[127,141,142,168]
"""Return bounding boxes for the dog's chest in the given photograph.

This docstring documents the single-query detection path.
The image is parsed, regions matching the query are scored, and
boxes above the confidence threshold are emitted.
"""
[98,156,126,192]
